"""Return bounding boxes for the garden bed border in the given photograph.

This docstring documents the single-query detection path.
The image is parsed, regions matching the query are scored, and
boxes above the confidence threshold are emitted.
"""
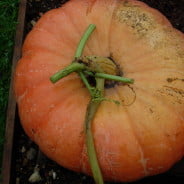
[2,0,27,183]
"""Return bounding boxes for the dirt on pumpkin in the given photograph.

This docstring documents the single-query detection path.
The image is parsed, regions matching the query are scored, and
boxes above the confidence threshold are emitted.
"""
[12,0,184,183]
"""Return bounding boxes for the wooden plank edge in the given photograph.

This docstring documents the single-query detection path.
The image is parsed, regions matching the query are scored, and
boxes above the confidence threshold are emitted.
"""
[2,0,27,183]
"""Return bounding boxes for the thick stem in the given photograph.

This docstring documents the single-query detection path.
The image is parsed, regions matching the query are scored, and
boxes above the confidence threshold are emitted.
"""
[85,78,105,184]
[95,73,134,84]
[84,71,134,84]
[50,63,85,83]
[75,24,96,58]
[50,24,96,83]
[79,71,94,96]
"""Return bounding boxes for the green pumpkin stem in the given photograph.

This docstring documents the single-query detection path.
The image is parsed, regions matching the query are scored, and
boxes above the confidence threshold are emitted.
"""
[75,24,96,58]
[50,24,134,184]
[50,62,85,83]
[84,77,105,184]
[75,24,104,184]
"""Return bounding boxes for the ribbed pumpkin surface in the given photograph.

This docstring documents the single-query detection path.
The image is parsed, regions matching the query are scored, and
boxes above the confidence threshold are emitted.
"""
[14,0,184,182]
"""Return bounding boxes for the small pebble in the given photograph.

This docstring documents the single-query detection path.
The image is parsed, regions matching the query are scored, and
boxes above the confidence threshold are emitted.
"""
[48,171,51,176]
[52,171,57,180]
[39,12,43,16]
[28,167,42,183]
[30,20,37,27]
[21,146,26,153]
[48,169,57,180]
[26,148,37,160]
[82,175,87,180]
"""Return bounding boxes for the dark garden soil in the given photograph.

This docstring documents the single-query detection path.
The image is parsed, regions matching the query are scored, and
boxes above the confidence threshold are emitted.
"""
[12,0,184,183]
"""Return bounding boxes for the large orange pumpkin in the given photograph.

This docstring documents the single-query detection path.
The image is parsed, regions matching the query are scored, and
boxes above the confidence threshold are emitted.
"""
[14,0,184,182]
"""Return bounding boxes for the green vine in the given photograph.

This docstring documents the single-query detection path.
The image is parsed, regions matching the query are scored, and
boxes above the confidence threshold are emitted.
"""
[50,24,134,184]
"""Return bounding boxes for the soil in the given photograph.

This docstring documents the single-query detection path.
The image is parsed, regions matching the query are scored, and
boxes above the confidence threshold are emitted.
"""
[12,0,184,184]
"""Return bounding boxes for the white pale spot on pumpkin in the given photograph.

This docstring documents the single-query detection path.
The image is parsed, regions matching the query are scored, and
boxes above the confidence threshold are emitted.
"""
[138,148,150,176]
[30,108,35,112]
[159,143,167,148]
[49,104,55,109]
[16,72,24,76]
[30,104,37,112]
[17,89,28,103]
[148,167,153,171]
[158,166,164,169]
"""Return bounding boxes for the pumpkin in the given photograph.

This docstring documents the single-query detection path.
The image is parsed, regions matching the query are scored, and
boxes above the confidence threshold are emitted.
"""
[14,0,184,182]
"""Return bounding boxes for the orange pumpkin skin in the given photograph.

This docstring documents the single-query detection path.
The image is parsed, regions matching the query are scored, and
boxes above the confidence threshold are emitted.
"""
[14,0,184,182]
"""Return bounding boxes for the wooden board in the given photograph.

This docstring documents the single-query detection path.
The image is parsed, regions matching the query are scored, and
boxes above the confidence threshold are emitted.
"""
[2,0,27,184]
